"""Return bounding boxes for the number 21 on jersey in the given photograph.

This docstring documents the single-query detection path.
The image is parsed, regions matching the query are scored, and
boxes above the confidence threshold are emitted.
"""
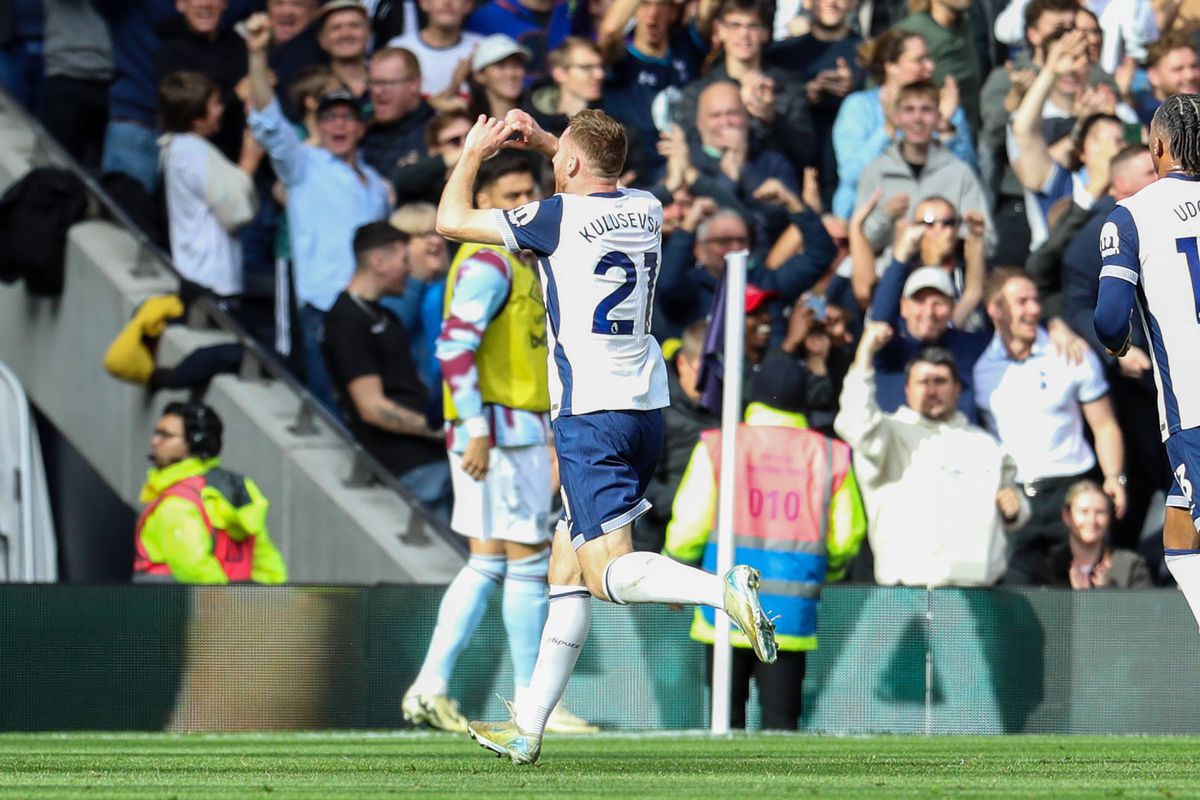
[592,251,658,336]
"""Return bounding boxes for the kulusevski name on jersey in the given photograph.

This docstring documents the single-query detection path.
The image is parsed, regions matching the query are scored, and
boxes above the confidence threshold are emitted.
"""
[492,188,670,419]
[1097,173,1200,440]
[575,209,662,243]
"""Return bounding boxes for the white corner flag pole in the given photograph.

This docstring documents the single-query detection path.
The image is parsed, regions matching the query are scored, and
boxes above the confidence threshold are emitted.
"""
[711,249,748,736]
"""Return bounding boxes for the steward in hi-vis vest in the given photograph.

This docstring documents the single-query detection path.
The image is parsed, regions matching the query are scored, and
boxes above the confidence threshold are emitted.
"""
[666,357,865,729]
[136,402,286,584]
[135,457,287,584]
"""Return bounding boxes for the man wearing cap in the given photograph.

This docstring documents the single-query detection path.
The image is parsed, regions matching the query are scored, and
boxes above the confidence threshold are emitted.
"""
[361,47,436,184]
[667,348,865,729]
[244,12,390,410]
[318,0,371,99]
[835,322,1029,587]
[470,34,531,119]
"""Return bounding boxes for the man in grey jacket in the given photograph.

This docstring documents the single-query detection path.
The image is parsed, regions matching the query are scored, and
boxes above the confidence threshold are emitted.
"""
[854,81,994,259]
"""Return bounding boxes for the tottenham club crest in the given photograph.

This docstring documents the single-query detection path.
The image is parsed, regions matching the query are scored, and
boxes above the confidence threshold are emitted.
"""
[1100,222,1120,258]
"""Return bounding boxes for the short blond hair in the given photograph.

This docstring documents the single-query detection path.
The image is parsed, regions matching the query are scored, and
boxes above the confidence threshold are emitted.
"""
[566,109,627,179]
[390,203,437,235]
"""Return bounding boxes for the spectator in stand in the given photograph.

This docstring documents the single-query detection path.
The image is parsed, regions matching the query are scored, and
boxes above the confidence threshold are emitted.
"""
[245,12,390,412]
[636,320,719,554]
[861,195,988,330]
[835,324,1030,587]
[654,181,834,341]
[1060,144,1168,559]
[668,356,865,730]
[852,81,994,262]
[361,47,435,185]
[1008,30,1123,251]
[323,222,451,518]
[979,0,1081,264]
[318,0,370,100]
[764,0,863,210]
[382,202,452,426]
[155,0,250,165]
[96,1,204,192]
[689,82,801,245]
[42,0,113,169]
[851,213,989,417]
[1023,126,1119,319]
[1046,482,1156,587]
[394,109,473,206]
[831,30,974,221]
[1134,33,1200,126]
[266,0,326,121]
[1035,480,1153,588]
[974,268,1126,585]
[892,0,982,138]
[671,0,817,177]
[598,0,718,184]
[468,34,530,119]
[387,0,481,98]
[466,0,574,79]
[136,401,287,584]
[158,70,258,299]
[0,0,43,112]
[780,294,856,436]
[527,37,604,137]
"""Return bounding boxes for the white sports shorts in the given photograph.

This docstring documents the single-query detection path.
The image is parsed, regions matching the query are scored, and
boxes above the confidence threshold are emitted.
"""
[448,444,553,544]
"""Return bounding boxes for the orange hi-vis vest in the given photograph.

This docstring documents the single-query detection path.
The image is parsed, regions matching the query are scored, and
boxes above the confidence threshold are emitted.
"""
[134,474,254,582]
[696,425,852,646]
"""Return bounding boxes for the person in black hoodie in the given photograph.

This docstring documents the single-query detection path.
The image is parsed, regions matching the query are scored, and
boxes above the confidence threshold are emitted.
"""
[155,0,250,164]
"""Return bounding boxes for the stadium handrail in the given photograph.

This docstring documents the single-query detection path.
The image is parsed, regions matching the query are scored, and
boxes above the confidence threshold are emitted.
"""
[0,89,466,557]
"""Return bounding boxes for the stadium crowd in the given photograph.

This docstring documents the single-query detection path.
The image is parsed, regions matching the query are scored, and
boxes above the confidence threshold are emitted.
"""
[11,0,1191,589]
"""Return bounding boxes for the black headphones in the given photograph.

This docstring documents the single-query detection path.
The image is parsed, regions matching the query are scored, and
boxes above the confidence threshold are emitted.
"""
[164,401,223,459]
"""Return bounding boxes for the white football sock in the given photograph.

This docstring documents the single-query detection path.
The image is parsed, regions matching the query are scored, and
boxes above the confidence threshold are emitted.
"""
[409,554,505,696]
[602,551,725,607]
[503,549,550,690]
[514,585,591,737]
[1166,549,1200,633]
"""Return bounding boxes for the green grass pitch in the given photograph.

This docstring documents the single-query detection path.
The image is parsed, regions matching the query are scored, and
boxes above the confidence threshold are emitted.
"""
[0,732,1195,799]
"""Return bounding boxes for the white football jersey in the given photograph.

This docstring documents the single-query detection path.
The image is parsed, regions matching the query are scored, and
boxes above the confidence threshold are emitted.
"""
[493,189,670,419]
[1100,174,1200,439]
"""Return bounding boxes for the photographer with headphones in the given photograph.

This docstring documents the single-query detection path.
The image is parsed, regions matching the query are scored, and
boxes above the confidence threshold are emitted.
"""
[135,402,287,584]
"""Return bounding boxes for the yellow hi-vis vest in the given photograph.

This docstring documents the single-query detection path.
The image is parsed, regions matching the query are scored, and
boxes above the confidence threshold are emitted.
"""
[442,242,550,421]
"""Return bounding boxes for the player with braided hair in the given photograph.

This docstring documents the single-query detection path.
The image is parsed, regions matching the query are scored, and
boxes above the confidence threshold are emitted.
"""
[1095,93,1200,633]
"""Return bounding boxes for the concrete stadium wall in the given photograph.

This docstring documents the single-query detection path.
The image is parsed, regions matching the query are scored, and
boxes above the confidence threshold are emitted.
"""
[0,97,461,584]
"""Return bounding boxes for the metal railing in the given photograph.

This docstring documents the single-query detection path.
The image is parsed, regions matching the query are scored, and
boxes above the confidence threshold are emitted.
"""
[0,90,465,557]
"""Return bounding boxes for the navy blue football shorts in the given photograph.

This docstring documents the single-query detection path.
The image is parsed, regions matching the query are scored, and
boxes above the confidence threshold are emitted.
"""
[551,409,664,549]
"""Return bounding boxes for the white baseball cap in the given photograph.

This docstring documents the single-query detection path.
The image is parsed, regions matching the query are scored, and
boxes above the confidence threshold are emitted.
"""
[902,266,955,299]
[472,34,531,72]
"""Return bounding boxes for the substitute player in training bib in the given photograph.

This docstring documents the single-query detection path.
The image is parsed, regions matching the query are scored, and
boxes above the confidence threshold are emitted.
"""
[435,108,777,765]
[1095,93,1200,633]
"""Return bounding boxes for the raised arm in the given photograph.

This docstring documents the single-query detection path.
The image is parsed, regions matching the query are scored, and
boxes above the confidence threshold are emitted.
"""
[1011,31,1087,191]
[435,116,516,245]
[244,14,275,112]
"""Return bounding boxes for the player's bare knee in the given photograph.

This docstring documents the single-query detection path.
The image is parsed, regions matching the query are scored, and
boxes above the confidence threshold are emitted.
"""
[582,567,611,602]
